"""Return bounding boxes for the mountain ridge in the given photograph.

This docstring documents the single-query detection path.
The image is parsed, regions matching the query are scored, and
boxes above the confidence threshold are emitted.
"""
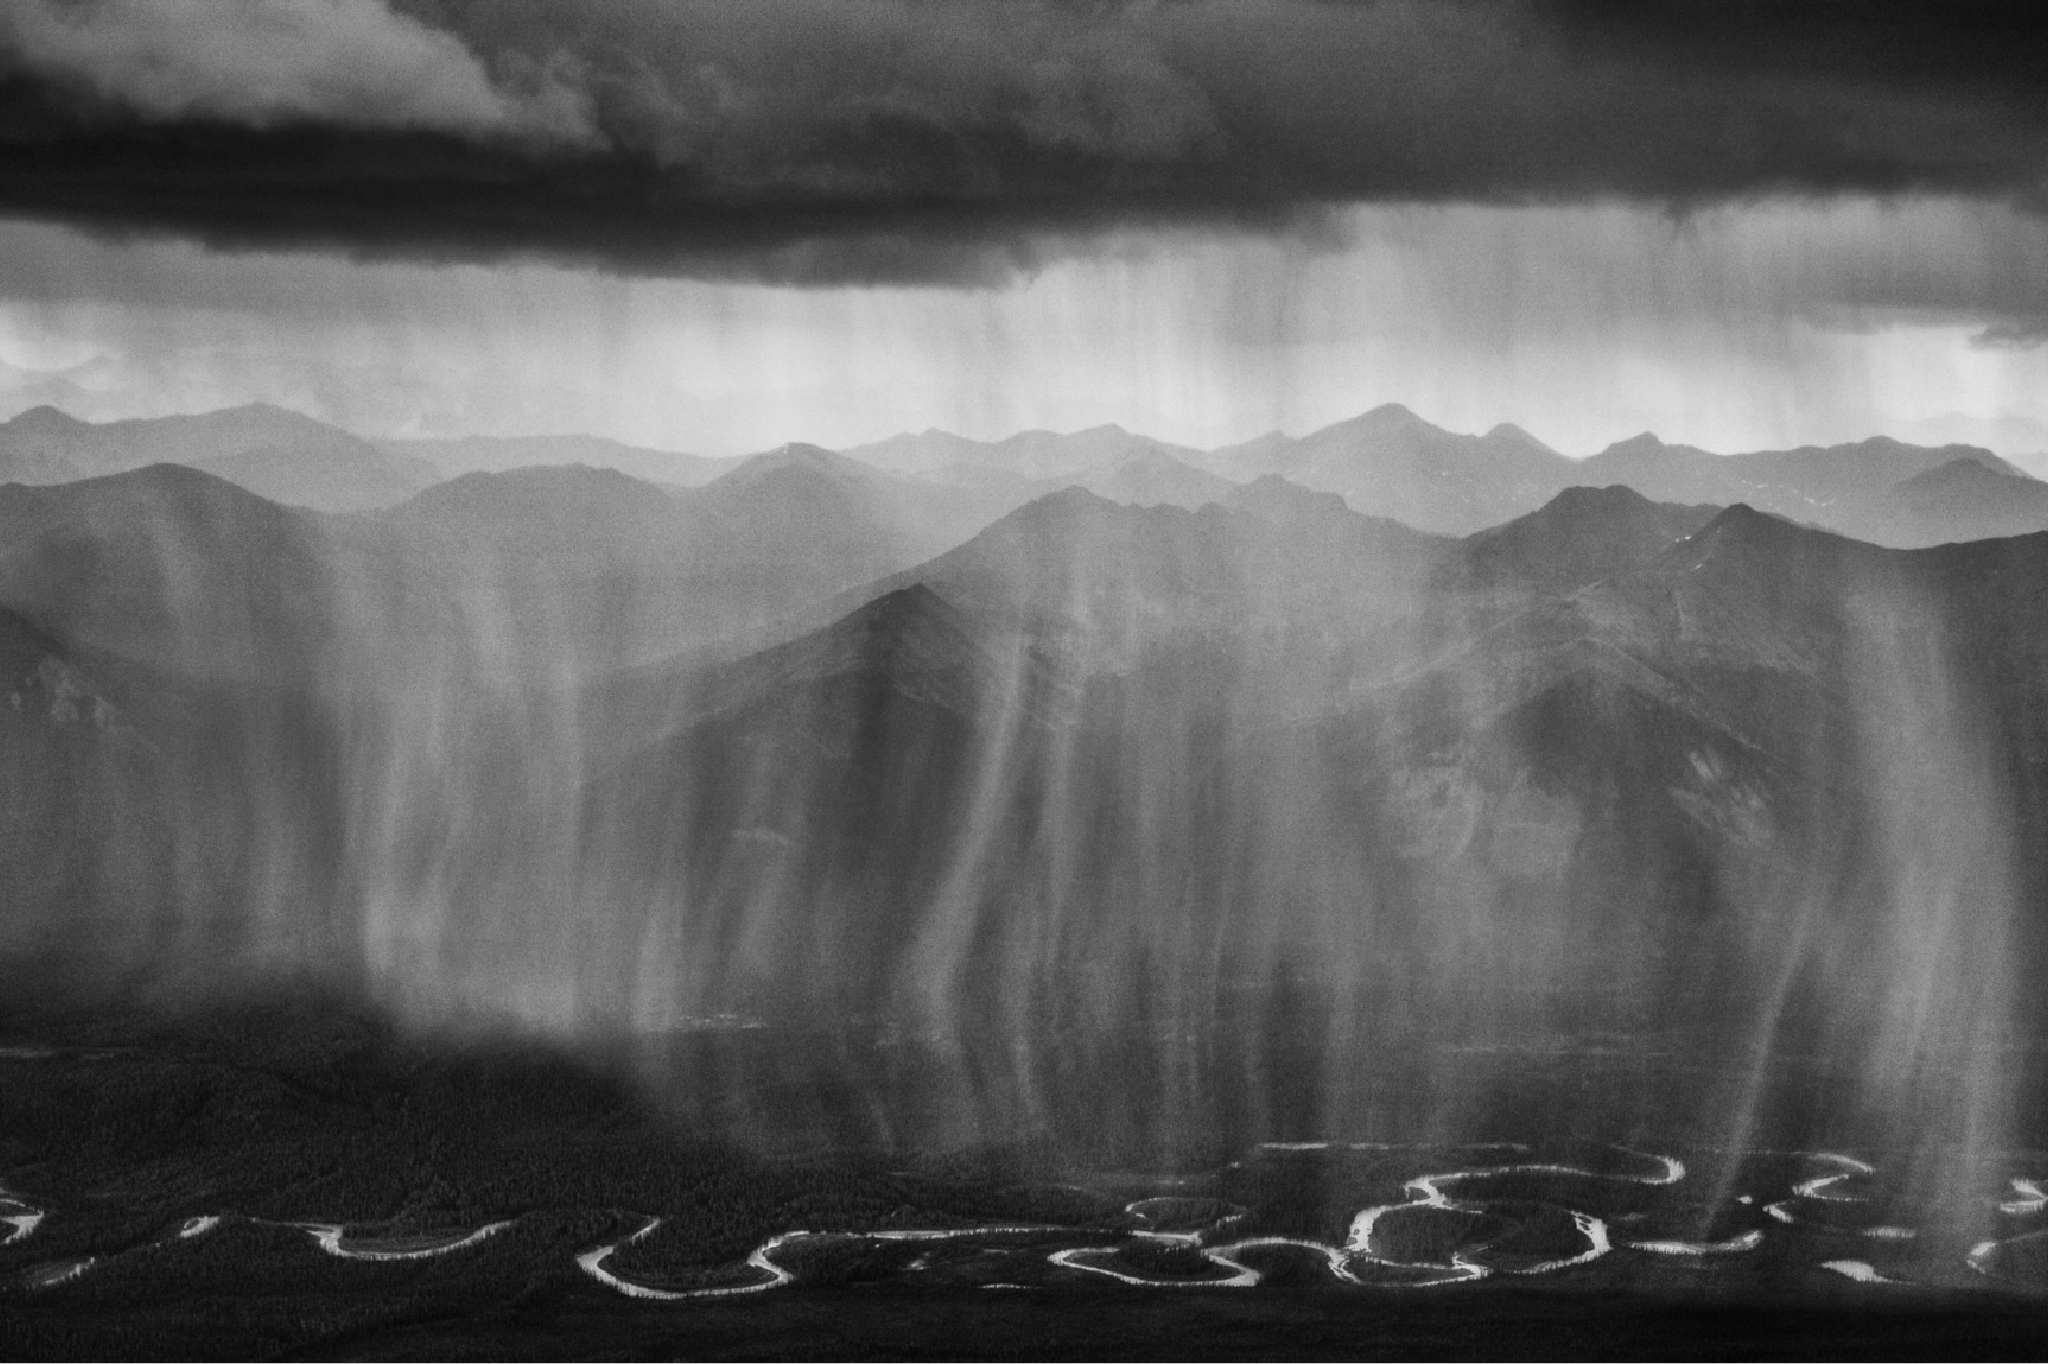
[18,398,2048,546]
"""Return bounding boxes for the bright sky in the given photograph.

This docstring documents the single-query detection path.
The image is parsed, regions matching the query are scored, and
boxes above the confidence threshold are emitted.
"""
[3,198,2046,464]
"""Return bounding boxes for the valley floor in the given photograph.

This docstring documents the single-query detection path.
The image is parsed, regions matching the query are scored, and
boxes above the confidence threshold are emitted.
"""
[4,997,2048,1361]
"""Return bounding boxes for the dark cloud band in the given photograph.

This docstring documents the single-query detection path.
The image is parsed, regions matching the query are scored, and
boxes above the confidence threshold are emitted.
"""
[1,1,2045,285]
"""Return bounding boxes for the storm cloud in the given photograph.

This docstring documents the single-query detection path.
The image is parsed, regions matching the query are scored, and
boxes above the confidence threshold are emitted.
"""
[2,0,595,141]
[1,1,2046,285]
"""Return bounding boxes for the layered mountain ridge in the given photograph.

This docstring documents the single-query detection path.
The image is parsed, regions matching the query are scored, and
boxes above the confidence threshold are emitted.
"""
[0,403,436,512]
[11,398,2046,546]
[1,401,2044,1155]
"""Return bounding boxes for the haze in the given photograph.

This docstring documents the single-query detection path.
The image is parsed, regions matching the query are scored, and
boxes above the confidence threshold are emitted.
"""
[9,5,2048,1354]
[3,201,2047,466]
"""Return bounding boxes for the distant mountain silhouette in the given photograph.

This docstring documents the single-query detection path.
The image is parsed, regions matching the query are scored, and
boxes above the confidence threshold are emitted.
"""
[1875,457,2048,544]
[1197,404,1575,534]
[371,446,1035,674]
[843,409,2048,545]
[0,405,92,481]
[687,442,1030,581]
[380,433,741,487]
[1891,411,2048,476]
[385,462,688,560]
[1576,432,2033,545]
[0,404,436,511]
[893,443,1242,518]
[849,407,1568,533]
[1219,473,1352,523]
[844,423,1207,481]
[842,424,1245,522]
[1072,449,1237,508]
[23,401,2048,548]
[188,442,435,512]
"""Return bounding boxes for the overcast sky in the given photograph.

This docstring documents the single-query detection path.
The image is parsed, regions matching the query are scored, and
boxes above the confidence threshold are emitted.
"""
[2,0,2046,460]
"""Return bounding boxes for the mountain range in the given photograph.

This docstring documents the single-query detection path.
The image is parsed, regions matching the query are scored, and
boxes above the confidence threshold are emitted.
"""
[1,399,2045,1153]
[0,404,438,512]
[840,406,2046,544]
[9,399,2046,546]
[570,479,2048,1148]
[377,432,743,488]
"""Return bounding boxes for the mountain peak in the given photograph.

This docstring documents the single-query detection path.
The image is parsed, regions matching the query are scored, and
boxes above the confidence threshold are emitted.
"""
[713,442,868,489]
[1015,485,1119,519]
[1483,422,1549,449]
[763,581,1004,703]
[1456,484,1717,592]
[73,460,273,505]
[214,401,333,430]
[1541,483,1660,516]
[6,404,88,433]
[1353,402,1427,430]
[398,460,659,514]
[846,581,959,636]
[961,485,1127,545]
[1900,456,2023,493]
[1680,501,1806,555]
[1646,501,1886,597]
[1604,432,1668,457]
[1298,403,1442,446]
